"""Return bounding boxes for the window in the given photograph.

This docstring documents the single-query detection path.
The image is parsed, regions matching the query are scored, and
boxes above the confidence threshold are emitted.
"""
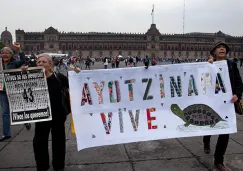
[143,45,146,50]
[164,51,167,56]
[160,45,164,50]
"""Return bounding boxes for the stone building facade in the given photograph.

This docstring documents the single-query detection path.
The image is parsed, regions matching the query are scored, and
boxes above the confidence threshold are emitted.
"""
[15,24,243,59]
[1,27,13,46]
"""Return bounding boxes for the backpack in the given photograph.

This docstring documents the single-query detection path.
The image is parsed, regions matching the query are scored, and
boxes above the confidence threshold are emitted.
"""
[144,58,149,63]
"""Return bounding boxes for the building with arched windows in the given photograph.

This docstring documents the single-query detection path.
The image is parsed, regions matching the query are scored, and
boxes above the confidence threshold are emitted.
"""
[15,24,243,59]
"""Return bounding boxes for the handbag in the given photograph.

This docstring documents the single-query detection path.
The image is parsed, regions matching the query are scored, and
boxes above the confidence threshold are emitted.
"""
[234,100,243,115]
[54,73,71,115]
[231,62,243,115]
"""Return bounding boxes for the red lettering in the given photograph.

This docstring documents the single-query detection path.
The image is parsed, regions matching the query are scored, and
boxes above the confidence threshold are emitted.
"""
[146,108,157,130]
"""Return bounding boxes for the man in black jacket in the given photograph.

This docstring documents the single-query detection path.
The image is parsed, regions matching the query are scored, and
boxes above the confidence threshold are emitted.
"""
[203,41,243,171]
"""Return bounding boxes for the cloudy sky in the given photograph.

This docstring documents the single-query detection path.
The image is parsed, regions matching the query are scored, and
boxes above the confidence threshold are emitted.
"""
[1,0,243,41]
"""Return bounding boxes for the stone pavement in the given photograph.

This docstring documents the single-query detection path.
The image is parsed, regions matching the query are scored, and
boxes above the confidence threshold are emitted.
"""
[1,61,243,171]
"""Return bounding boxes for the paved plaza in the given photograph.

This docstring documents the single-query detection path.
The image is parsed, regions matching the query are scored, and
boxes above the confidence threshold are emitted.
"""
[1,61,243,171]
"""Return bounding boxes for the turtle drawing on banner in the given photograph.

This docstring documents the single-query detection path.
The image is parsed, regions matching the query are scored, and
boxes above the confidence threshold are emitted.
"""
[170,104,228,131]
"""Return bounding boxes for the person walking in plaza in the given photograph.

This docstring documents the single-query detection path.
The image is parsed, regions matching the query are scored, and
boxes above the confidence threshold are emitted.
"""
[239,56,243,68]
[0,44,31,142]
[85,57,91,69]
[103,57,108,69]
[203,41,243,171]
[33,54,80,171]
[124,58,128,66]
[143,55,150,69]
[115,56,120,68]
[151,57,157,66]
[133,56,136,67]
[111,57,115,68]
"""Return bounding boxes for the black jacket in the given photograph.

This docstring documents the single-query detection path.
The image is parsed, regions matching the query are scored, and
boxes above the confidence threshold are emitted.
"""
[227,60,243,100]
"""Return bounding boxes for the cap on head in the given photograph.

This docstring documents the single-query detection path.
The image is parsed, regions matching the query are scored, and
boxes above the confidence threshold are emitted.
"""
[210,41,229,56]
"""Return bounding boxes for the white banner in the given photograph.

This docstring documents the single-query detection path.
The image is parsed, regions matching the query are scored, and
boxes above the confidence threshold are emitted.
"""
[4,67,52,125]
[69,61,236,151]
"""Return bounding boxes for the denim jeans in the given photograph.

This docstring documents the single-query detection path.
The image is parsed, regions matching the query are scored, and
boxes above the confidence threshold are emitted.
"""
[104,65,108,69]
[0,91,11,137]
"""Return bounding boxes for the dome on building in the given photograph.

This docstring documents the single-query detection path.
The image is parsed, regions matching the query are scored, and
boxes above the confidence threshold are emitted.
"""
[1,27,13,45]
[1,27,12,38]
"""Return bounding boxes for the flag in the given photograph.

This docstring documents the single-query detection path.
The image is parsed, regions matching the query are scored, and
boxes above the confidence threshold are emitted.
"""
[151,5,154,15]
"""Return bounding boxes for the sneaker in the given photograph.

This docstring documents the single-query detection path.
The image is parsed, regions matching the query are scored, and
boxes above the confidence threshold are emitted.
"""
[214,164,231,171]
[24,123,31,130]
[204,144,210,154]
[0,136,11,142]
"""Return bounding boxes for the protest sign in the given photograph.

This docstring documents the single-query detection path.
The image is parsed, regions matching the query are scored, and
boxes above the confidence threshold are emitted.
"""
[3,67,52,125]
[69,61,236,151]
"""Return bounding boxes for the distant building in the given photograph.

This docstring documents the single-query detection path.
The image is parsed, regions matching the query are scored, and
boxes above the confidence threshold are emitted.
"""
[1,27,13,46]
[15,24,243,58]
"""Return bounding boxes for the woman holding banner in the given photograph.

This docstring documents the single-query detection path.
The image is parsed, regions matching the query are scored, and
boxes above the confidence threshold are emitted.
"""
[203,41,243,171]
[33,54,79,171]
[0,43,31,142]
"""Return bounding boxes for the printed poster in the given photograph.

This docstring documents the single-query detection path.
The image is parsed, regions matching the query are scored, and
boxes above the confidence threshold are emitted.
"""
[3,67,52,125]
[69,61,236,151]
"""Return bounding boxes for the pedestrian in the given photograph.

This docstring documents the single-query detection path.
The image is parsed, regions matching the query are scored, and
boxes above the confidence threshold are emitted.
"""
[143,55,150,69]
[240,56,243,68]
[74,58,82,70]
[151,57,157,66]
[103,57,108,69]
[0,44,31,142]
[203,41,243,171]
[133,57,136,67]
[111,58,115,68]
[125,58,128,66]
[85,57,91,69]
[115,56,120,68]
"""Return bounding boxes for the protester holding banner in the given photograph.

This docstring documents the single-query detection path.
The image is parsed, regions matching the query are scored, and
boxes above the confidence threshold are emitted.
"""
[203,41,243,171]
[0,44,31,142]
[33,54,79,171]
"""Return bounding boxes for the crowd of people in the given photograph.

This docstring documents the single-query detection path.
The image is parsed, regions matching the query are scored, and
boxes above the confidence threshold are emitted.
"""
[0,41,243,171]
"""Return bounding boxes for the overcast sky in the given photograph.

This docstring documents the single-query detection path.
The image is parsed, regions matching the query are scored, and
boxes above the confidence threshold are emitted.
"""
[1,0,243,41]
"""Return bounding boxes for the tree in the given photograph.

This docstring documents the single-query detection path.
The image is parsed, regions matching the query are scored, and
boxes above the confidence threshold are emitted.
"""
[0,42,5,50]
